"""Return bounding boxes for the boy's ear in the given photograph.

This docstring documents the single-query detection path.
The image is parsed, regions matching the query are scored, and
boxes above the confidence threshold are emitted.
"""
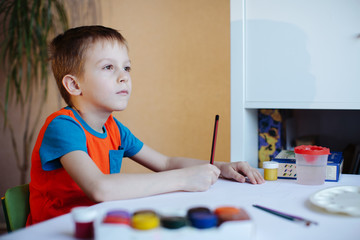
[62,75,82,96]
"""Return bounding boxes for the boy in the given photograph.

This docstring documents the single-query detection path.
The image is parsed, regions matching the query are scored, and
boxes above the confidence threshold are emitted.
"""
[27,25,264,225]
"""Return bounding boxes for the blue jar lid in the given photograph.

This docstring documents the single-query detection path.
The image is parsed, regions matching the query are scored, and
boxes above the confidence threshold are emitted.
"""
[188,212,217,229]
[186,207,211,218]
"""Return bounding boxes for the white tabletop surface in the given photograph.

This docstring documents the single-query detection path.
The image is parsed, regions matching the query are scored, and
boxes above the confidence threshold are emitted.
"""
[1,174,359,240]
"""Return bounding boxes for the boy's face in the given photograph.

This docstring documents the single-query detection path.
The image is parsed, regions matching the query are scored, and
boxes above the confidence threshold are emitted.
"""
[78,40,132,114]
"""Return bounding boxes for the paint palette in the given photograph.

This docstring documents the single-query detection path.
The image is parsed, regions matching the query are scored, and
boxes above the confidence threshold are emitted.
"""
[94,206,255,240]
[310,186,360,216]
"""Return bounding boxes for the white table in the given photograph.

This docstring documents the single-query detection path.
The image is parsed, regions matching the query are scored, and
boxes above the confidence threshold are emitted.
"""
[1,174,359,240]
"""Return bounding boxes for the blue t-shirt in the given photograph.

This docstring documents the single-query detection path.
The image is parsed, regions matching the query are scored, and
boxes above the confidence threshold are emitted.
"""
[39,107,143,173]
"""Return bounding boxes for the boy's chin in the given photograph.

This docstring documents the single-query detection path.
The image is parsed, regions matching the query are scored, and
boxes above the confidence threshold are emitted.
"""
[114,103,128,111]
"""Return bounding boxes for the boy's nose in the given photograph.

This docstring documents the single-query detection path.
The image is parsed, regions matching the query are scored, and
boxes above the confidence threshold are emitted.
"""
[118,73,129,83]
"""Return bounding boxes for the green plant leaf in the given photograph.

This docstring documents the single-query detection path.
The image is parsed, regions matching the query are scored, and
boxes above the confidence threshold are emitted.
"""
[1,0,69,124]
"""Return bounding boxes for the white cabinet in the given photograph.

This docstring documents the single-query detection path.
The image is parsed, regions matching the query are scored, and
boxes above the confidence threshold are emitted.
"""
[230,0,360,166]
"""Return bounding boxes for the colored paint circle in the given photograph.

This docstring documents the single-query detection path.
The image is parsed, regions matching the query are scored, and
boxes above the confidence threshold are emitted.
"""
[188,212,217,229]
[103,215,131,225]
[217,213,245,222]
[214,206,241,216]
[132,213,160,230]
[103,210,131,225]
[160,216,187,229]
[215,207,250,225]
[186,207,211,218]
[133,210,157,216]
[103,216,129,225]
[106,210,130,218]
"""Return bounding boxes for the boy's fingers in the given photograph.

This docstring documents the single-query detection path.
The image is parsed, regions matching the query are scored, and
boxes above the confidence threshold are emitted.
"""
[235,167,264,184]
[228,168,246,183]
[210,164,221,176]
[244,171,257,184]
[249,170,265,184]
[212,165,221,184]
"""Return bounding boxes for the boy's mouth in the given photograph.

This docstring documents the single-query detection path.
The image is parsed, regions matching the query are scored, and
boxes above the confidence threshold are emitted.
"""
[117,90,129,95]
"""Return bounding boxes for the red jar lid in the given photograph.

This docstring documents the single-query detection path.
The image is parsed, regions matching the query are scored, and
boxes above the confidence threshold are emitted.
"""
[103,215,131,225]
[294,145,330,155]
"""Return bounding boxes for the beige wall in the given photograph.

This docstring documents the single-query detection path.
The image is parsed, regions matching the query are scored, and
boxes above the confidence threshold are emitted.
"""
[0,0,230,225]
[0,0,229,189]
[100,0,231,172]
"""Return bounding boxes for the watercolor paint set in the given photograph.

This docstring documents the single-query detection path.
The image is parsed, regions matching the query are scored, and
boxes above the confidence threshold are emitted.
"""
[93,206,255,240]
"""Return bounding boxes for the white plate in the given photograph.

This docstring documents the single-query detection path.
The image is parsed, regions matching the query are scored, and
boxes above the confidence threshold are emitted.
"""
[309,186,360,216]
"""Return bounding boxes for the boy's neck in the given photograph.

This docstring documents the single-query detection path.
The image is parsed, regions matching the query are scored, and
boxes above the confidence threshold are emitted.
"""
[72,106,111,133]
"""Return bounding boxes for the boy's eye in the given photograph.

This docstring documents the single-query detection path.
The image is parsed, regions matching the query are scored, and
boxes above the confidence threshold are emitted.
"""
[103,65,114,70]
[124,66,131,72]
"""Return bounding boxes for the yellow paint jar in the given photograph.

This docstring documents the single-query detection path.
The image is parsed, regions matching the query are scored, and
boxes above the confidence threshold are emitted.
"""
[263,161,279,181]
[132,212,160,230]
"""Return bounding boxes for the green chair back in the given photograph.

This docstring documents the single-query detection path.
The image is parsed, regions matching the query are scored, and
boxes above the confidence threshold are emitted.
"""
[1,184,30,232]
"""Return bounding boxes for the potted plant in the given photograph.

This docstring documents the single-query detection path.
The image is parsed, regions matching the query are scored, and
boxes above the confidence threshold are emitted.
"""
[0,0,68,183]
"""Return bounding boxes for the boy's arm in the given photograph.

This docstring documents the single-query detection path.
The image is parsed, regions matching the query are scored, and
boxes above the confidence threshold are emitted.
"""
[131,144,265,185]
[128,144,206,171]
[60,149,220,202]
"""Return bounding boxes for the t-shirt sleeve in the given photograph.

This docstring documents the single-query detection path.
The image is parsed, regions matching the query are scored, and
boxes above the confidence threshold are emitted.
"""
[39,115,88,171]
[114,118,144,158]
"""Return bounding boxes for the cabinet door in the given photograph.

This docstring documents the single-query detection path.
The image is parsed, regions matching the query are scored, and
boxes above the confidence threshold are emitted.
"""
[245,0,360,109]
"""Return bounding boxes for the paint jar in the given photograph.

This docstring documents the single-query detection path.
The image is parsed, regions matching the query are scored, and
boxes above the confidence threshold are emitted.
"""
[187,207,217,229]
[157,208,187,229]
[160,216,187,229]
[103,210,131,225]
[132,211,160,230]
[188,212,217,229]
[214,206,250,226]
[263,161,279,181]
[295,145,330,185]
[186,207,211,218]
[71,207,97,239]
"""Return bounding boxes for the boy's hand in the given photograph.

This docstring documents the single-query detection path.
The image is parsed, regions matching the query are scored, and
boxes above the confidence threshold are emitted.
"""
[215,161,265,184]
[182,164,221,192]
